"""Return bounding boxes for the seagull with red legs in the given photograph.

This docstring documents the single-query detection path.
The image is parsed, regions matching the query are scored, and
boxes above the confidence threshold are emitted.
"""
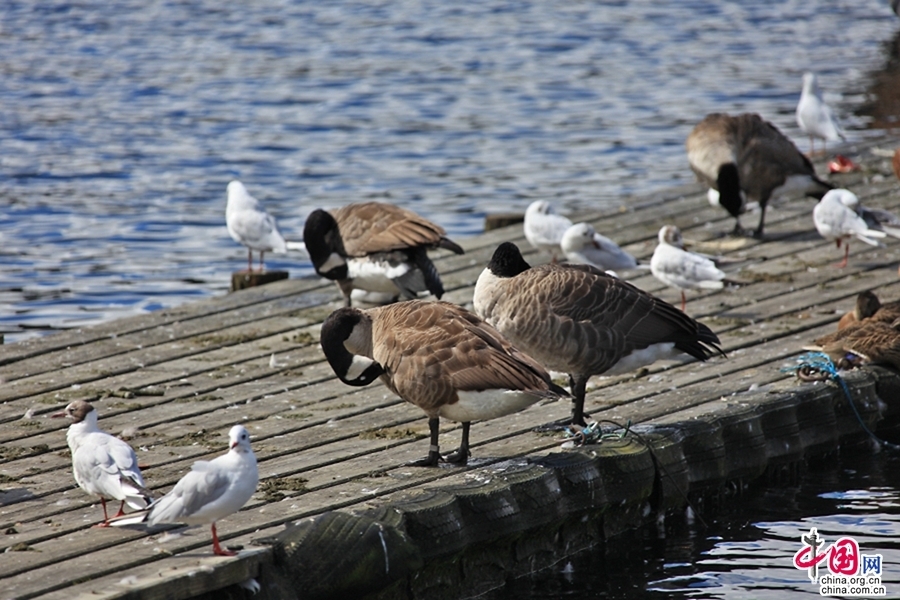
[650,225,726,311]
[226,180,290,272]
[813,189,886,268]
[111,425,258,557]
[53,400,152,527]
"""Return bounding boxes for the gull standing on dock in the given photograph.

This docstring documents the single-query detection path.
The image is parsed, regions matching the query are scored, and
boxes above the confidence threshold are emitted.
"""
[650,225,726,311]
[111,425,258,556]
[52,400,152,527]
[226,181,290,272]
[320,300,567,466]
[560,222,642,272]
[813,189,886,268]
[303,202,464,306]
[686,112,832,238]
[473,242,724,427]
[796,72,845,156]
[524,200,573,262]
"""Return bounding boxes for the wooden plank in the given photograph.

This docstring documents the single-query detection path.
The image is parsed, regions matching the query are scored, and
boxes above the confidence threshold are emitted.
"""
[1,141,899,599]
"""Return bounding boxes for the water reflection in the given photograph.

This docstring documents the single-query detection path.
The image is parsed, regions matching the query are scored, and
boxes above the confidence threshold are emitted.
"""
[491,449,900,599]
[1,0,898,342]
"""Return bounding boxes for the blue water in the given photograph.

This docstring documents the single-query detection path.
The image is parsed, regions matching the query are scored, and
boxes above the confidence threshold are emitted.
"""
[0,0,897,341]
[491,448,900,599]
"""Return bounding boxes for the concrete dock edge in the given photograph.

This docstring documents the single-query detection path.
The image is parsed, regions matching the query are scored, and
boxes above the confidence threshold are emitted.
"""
[236,368,897,600]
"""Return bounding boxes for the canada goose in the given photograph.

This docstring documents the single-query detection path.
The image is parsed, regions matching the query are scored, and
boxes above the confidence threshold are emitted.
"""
[560,222,642,272]
[686,112,832,238]
[303,202,464,306]
[473,242,725,426]
[51,400,152,526]
[226,181,289,272]
[796,72,846,155]
[837,290,900,331]
[650,225,726,311]
[111,425,258,556]
[524,200,573,262]
[808,319,900,372]
[813,189,886,268]
[320,300,567,466]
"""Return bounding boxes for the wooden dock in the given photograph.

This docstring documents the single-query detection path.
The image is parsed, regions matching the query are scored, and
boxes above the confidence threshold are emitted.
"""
[3,138,900,600]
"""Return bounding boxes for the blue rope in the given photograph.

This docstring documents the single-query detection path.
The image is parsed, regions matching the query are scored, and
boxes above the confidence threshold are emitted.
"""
[785,352,900,452]
[564,419,632,446]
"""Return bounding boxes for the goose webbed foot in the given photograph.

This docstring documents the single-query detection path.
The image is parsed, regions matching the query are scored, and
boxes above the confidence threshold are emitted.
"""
[533,415,587,433]
[407,449,443,467]
[729,223,756,238]
[443,447,469,465]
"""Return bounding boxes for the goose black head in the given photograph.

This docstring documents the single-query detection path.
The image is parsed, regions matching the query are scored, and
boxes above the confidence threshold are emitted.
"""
[320,307,384,386]
[716,163,743,219]
[487,242,532,278]
[303,209,348,280]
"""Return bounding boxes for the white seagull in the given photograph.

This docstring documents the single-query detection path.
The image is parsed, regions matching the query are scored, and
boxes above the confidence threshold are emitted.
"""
[226,180,288,272]
[52,400,151,527]
[813,189,886,268]
[852,198,900,241]
[560,222,641,272]
[524,200,573,262]
[650,225,726,311]
[797,72,845,156]
[112,425,259,556]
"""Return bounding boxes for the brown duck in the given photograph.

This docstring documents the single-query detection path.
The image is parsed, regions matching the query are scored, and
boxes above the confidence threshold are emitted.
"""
[809,318,900,371]
[837,290,900,331]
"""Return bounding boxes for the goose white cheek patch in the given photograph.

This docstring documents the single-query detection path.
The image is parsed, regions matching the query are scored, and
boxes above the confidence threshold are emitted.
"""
[320,252,346,273]
[346,355,377,382]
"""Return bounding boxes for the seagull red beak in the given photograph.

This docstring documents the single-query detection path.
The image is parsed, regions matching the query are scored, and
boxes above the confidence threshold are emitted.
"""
[50,410,67,419]
[230,442,238,449]
[828,155,858,174]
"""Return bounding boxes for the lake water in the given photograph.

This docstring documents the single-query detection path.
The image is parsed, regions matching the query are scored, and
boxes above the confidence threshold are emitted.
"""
[3,3,899,597]
[490,447,900,599]
[1,0,898,342]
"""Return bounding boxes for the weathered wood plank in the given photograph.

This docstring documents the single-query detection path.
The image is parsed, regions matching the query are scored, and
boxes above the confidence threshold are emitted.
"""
[1,141,899,600]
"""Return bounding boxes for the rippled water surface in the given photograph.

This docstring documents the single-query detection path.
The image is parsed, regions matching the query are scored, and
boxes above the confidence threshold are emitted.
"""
[491,448,900,599]
[1,0,898,341]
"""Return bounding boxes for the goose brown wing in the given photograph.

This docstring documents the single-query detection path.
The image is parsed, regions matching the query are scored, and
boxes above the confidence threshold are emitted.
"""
[372,302,556,413]
[332,202,457,256]
[735,114,817,186]
[686,113,739,182]
[527,264,721,373]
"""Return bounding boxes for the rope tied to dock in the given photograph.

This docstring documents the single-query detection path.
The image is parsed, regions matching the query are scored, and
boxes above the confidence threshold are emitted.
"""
[783,352,900,452]
[563,420,632,446]
[563,418,709,528]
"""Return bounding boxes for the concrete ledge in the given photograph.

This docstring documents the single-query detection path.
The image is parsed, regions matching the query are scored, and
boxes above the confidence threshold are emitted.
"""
[238,368,896,600]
